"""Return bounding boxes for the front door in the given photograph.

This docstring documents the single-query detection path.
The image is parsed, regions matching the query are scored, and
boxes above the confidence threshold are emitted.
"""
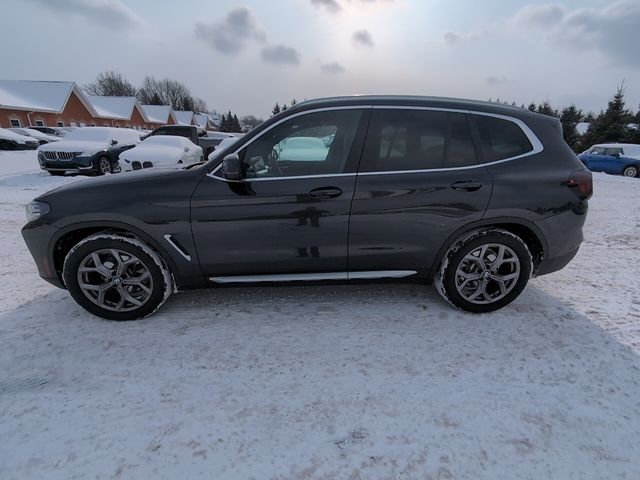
[191,108,367,279]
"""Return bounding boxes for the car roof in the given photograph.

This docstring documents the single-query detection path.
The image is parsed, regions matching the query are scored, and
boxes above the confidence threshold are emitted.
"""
[591,143,640,148]
[291,95,541,118]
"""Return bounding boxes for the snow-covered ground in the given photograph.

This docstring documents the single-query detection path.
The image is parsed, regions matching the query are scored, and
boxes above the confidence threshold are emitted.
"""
[1,151,639,479]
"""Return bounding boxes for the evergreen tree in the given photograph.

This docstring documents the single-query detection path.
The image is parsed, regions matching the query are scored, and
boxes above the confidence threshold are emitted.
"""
[559,105,584,151]
[282,103,288,111]
[536,101,558,118]
[271,103,281,117]
[528,103,537,112]
[232,114,241,132]
[582,85,633,147]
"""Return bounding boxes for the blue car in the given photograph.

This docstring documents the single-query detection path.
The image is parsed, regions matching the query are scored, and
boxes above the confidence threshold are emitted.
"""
[578,144,640,178]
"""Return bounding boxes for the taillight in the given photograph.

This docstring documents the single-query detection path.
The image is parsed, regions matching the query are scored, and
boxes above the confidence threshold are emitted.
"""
[565,169,593,199]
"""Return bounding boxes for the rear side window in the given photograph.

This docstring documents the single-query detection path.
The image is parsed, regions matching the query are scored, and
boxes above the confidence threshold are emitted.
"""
[474,115,533,162]
[360,110,477,172]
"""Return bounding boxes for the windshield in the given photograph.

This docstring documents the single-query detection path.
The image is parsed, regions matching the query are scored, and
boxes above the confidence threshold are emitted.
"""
[64,128,110,142]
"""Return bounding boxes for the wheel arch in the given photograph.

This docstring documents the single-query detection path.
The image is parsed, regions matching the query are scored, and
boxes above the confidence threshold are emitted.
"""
[427,217,548,283]
[50,221,180,287]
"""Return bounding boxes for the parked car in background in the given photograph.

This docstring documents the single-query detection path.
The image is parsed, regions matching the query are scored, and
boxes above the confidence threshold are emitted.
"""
[23,95,592,320]
[37,127,140,176]
[144,125,237,159]
[28,126,66,137]
[120,135,203,172]
[0,128,39,150]
[207,136,242,160]
[9,127,60,144]
[578,143,640,178]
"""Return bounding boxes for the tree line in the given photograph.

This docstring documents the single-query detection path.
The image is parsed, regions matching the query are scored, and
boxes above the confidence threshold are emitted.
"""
[84,71,208,113]
[491,85,640,152]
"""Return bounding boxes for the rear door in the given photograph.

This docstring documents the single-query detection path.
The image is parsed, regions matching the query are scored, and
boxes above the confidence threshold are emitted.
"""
[348,108,493,275]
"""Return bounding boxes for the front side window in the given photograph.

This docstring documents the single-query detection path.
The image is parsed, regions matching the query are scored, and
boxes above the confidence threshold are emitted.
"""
[360,109,477,172]
[239,109,362,178]
[475,115,533,162]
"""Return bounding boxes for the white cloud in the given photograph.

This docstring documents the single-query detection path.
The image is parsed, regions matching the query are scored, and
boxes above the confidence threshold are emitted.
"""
[320,62,346,74]
[261,45,302,66]
[511,1,640,67]
[195,7,266,55]
[24,0,142,30]
[352,29,374,47]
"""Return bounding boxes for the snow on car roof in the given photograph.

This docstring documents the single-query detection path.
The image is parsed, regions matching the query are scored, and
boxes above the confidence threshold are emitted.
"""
[142,135,191,147]
[0,80,76,112]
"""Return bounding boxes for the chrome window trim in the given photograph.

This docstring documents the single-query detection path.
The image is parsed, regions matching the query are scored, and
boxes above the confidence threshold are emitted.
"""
[209,270,417,283]
[207,105,544,183]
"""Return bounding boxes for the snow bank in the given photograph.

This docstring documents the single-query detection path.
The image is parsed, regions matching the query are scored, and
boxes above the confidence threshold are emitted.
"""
[1,150,639,479]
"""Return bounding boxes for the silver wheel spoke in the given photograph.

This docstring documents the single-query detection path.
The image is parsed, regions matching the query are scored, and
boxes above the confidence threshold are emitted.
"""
[76,248,153,313]
[454,242,521,305]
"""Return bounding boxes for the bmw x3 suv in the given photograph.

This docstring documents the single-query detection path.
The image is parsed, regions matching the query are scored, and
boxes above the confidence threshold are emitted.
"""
[22,96,592,320]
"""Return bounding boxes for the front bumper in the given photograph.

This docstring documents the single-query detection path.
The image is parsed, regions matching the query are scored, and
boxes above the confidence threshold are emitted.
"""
[22,222,65,288]
[38,154,97,174]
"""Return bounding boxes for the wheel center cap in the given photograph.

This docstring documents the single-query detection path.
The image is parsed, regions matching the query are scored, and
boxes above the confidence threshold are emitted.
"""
[482,271,490,279]
[112,276,123,286]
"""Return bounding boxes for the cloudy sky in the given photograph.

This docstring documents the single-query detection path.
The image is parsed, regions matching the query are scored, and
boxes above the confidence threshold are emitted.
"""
[3,0,640,117]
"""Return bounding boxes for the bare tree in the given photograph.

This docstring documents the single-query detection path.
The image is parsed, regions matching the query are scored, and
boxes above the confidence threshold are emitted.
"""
[84,71,137,97]
[137,76,207,111]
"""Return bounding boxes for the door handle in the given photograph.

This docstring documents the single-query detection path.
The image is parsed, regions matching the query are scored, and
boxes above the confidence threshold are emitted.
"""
[450,181,483,192]
[309,187,343,199]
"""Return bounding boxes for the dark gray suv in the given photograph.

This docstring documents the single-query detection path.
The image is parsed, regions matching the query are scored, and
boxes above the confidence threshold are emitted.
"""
[22,96,592,320]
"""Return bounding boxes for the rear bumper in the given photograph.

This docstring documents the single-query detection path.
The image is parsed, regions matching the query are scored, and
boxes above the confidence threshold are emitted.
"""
[535,246,580,276]
[533,200,587,276]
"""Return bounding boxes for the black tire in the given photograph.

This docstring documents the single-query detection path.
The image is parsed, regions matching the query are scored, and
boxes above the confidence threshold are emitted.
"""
[435,229,532,313]
[63,233,173,320]
[97,156,112,175]
[622,165,638,178]
[48,171,65,176]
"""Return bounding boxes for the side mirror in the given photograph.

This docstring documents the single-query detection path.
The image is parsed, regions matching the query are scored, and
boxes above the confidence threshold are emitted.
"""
[111,139,118,146]
[222,153,243,181]
[184,146,190,152]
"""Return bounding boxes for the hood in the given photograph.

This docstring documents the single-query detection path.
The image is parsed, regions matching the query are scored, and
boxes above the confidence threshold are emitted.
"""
[38,140,108,154]
[37,166,201,200]
[120,144,182,162]
[0,130,36,143]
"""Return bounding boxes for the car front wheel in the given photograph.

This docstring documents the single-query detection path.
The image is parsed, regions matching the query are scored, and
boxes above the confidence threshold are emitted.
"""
[435,229,532,313]
[97,156,112,175]
[63,233,173,320]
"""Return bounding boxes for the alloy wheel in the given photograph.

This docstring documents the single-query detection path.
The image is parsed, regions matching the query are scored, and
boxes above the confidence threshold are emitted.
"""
[76,249,153,312]
[454,243,521,305]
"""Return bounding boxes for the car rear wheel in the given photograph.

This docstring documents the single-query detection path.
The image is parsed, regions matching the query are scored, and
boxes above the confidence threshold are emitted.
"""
[623,166,638,178]
[63,233,173,320]
[97,156,112,175]
[435,229,532,313]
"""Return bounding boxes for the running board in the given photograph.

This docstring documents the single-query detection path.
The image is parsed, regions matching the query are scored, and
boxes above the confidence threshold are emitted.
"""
[208,270,417,284]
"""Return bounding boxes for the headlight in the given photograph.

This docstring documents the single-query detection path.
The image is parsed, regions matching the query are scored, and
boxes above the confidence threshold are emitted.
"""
[26,201,50,222]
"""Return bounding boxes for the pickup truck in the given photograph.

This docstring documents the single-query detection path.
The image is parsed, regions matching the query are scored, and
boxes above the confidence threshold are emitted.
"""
[143,125,238,158]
